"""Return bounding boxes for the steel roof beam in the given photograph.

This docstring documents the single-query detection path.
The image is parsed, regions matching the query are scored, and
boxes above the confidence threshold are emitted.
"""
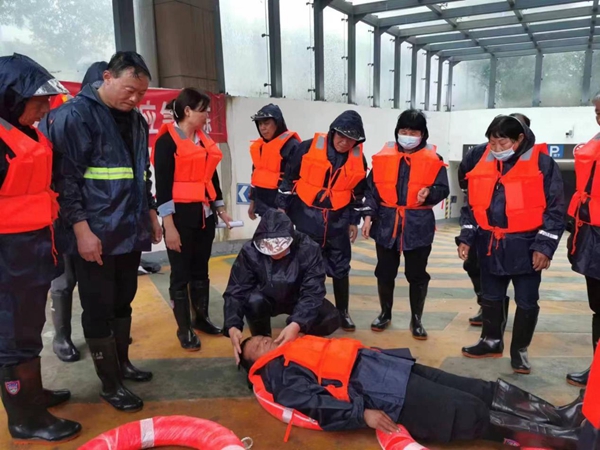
[451,42,600,61]
[379,0,578,28]
[395,6,592,37]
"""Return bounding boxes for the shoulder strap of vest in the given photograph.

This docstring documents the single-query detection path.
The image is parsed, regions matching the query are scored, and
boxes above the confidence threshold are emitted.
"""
[311,133,328,151]
[248,344,289,382]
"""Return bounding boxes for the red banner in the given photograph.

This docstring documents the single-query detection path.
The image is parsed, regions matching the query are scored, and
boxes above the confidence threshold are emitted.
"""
[60,81,228,145]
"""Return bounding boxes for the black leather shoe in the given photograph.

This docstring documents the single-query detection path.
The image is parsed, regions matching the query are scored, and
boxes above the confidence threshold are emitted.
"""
[43,389,71,408]
[371,280,394,331]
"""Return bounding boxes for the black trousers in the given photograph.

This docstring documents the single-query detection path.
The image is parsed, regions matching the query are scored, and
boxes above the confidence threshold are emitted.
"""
[375,243,432,285]
[166,214,215,295]
[245,290,341,336]
[463,245,482,296]
[586,275,600,314]
[480,270,541,310]
[73,252,141,339]
[311,232,352,280]
[0,227,55,366]
[50,254,77,298]
[399,364,495,443]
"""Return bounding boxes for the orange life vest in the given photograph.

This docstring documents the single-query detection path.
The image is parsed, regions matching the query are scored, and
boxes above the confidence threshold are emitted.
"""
[371,142,445,242]
[295,133,365,211]
[535,143,549,155]
[0,117,59,235]
[583,343,600,429]
[153,123,222,203]
[250,131,300,189]
[467,145,546,253]
[249,336,365,403]
[568,133,600,254]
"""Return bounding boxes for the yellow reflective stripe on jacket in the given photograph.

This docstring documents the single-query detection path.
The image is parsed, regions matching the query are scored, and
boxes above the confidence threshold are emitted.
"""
[84,167,134,180]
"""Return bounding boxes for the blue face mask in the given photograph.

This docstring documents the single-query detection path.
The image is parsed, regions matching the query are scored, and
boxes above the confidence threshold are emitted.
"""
[397,134,421,150]
[492,148,515,161]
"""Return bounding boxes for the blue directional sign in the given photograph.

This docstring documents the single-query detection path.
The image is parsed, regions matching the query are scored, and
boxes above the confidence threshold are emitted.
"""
[236,183,251,205]
[548,144,564,159]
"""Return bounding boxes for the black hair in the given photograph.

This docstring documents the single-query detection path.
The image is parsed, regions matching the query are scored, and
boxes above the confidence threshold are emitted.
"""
[238,337,253,373]
[485,115,525,141]
[395,109,429,141]
[165,88,211,123]
[509,113,531,128]
[107,51,152,80]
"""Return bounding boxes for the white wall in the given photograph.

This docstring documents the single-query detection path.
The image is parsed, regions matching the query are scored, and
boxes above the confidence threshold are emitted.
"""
[223,96,452,240]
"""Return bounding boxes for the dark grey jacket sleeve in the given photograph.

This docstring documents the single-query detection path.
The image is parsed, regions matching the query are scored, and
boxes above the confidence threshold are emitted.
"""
[223,248,257,334]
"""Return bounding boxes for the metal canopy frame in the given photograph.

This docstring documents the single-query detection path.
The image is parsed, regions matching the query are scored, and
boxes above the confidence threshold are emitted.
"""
[319,0,599,108]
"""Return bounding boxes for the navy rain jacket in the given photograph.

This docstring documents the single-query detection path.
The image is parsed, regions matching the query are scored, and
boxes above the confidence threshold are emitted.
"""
[223,209,327,334]
[276,110,368,240]
[256,347,414,431]
[457,126,566,276]
[39,84,156,256]
[250,103,299,215]
[364,140,449,251]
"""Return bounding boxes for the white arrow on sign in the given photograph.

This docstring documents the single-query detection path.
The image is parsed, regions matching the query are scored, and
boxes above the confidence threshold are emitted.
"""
[237,184,250,204]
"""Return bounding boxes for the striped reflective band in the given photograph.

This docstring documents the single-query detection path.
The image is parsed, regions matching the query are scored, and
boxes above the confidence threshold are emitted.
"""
[84,167,134,180]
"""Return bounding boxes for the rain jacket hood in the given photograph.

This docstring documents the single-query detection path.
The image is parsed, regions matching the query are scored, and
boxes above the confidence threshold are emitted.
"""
[252,104,288,142]
[252,209,295,244]
[0,53,67,125]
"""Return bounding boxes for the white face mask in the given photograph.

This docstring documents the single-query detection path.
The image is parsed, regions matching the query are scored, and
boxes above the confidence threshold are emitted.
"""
[397,134,421,150]
[492,148,515,161]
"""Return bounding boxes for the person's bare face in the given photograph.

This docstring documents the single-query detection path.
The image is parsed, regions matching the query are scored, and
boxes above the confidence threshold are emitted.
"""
[243,336,278,363]
[332,132,358,154]
[258,118,277,141]
[18,96,51,126]
[100,68,149,112]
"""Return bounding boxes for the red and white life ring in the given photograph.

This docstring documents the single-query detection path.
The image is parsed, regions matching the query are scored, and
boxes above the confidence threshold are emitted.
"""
[377,428,429,450]
[78,415,251,450]
[253,386,322,431]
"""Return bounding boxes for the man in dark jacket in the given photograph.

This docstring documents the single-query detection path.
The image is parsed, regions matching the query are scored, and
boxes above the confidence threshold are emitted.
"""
[40,52,162,412]
[240,334,583,449]
[457,115,565,375]
[48,60,109,364]
[458,113,533,327]
[224,209,341,363]
[248,104,299,218]
[276,110,368,331]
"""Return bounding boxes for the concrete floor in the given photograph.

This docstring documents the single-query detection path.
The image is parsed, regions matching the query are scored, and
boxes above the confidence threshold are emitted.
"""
[0,223,589,449]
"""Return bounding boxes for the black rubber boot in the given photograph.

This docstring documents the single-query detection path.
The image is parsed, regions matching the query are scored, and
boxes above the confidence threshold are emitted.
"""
[567,314,599,387]
[492,379,584,427]
[489,411,580,450]
[409,283,428,340]
[42,388,71,408]
[332,276,355,331]
[510,307,540,374]
[247,316,272,337]
[172,290,201,351]
[462,299,505,358]
[50,294,80,363]
[372,280,394,332]
[0,359,81,443]
[86,336,143,412]
[469,306,483,326]
[113,317,152,382]
[190,280,223,335]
